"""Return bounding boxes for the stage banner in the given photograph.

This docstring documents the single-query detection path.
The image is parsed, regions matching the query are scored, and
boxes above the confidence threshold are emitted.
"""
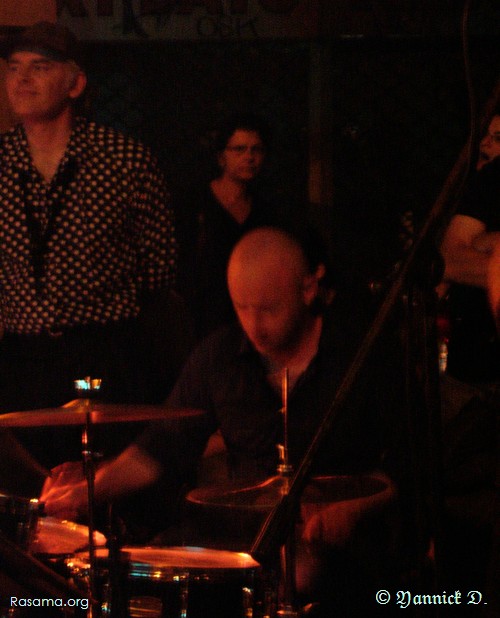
[57,0,320,41]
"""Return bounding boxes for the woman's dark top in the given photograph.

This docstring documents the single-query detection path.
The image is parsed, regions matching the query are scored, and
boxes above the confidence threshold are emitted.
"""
[176,184,280,339]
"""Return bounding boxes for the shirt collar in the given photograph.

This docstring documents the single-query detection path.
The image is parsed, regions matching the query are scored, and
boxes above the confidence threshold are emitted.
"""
[65,116,88,160]
[10,124,32,173]
[10,118,85,180]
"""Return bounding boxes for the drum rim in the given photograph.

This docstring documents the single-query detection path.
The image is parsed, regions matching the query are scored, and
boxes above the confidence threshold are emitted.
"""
[0,493,43,513]
[68,546,260,582]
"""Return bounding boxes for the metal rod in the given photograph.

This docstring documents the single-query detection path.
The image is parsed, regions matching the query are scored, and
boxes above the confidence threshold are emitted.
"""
[74,377,102,617]
[82,400,99,616]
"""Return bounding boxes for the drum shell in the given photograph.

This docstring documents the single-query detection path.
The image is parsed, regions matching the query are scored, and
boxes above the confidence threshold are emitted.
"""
[66,546,276,618]
[0,493,44,551]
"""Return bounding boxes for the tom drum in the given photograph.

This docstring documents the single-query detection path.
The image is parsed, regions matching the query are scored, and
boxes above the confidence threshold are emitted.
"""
[66,545,275,618]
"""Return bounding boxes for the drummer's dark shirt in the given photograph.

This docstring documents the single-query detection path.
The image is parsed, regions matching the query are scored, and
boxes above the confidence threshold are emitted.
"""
[137,302,403,486]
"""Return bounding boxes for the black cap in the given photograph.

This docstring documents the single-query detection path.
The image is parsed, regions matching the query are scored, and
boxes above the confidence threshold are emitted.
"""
[0,21,84,67]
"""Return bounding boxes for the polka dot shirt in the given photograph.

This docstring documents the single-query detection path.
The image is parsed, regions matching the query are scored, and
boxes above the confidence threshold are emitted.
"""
[0,118,177,335]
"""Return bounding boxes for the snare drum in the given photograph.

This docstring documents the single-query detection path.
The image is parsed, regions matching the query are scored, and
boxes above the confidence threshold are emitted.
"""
[32,517,107,556]
[0,493,44,550]
[66,546,275,618]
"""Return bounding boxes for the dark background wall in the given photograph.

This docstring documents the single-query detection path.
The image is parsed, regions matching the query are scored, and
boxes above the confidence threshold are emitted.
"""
[84,40,310,209]
[328,35,500,283]
[79,2,500,287]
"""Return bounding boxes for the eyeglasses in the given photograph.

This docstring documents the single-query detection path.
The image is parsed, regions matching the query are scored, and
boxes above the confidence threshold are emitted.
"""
[481,131,500,145]
[225,145,265,155]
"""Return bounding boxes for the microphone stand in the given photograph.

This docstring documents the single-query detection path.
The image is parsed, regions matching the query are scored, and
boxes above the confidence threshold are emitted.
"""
[250,154,471,604]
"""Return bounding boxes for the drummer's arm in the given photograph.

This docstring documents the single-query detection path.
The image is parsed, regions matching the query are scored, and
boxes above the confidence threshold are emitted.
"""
[41,444,162,519]
[488,242,500,328]
[301,471,397,548]
[440,214,495,288]
[95,444,162,499]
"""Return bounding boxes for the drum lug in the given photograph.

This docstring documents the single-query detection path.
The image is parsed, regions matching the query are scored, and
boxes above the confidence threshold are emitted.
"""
[100,582,112,616]
[242,586,254,617]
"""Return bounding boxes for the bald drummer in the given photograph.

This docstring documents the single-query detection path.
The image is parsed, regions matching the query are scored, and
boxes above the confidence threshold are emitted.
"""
[42,226,401,612]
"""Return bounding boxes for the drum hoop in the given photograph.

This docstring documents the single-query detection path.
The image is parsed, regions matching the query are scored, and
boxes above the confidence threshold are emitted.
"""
[0,493,43,514]
[69,546,259,583]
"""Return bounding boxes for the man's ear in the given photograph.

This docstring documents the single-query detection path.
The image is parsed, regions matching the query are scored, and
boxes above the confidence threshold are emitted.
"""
[69,71,87,100]
[315,263,326,281]
[303,263,326,306]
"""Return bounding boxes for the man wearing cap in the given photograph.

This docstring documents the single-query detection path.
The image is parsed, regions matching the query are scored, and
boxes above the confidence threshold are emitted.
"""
[0,22,177,466]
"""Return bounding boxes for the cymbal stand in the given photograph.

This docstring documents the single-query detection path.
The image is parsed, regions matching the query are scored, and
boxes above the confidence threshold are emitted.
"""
[276,369,300,618]
[105,502,128,617]
[74,377,102,617]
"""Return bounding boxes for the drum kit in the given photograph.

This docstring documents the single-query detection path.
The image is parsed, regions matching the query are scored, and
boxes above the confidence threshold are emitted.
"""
[0,394,274,617]
[0,377,388,617]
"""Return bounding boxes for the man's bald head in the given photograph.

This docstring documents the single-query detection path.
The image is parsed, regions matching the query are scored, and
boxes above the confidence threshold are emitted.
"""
[228,227,311,292]
[227,227,324,361]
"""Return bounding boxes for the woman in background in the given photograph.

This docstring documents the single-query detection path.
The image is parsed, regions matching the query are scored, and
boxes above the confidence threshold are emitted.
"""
[177,114,282,339]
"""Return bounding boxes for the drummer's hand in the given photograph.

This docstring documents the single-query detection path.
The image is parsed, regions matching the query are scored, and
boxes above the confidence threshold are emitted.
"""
[301,501,361,548]
[301,474,396,548]
[41,480,88,520]
[42,461,84,493]
[40,461,87,520]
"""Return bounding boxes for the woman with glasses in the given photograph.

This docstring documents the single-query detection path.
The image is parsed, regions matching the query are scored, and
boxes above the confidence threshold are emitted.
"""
[177,113,282,339]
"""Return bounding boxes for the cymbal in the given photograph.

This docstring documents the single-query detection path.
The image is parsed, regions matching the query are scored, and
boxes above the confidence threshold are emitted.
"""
[187,474,389,511]
[0,400,206,428]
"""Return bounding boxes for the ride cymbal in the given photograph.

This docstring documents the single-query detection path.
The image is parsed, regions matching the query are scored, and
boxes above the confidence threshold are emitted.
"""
[187,474,389,510]
[0,400,206,427]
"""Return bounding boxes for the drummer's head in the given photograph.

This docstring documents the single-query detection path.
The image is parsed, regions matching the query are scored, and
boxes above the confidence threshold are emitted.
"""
[227,226,326,360]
